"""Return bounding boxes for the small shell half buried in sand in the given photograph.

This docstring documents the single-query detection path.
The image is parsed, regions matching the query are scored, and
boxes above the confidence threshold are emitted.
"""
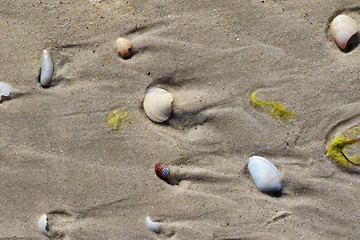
[40,50,54,87]
[146,216,162,233]
[116,37,132,58]
[155,163,170,183]
[0,82,12,99]
[37,214,50,236]
[143,88,174,123]
[248,156,282,193]
[330,15,359,50]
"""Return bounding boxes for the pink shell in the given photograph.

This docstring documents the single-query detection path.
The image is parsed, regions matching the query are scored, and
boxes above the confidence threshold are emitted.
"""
[155,163,170,182]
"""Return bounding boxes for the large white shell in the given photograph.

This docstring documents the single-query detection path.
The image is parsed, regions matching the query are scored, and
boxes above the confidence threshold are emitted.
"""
[146,216,162,233]
[330,15,359,50]
[0,82,12,98]
[37,214,50,236]
[248,156,282,192]
[40,50,53,86]
[116,37,132,58]
[143,88,174,123]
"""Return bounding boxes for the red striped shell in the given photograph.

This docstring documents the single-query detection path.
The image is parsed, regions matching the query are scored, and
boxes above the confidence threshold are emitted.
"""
[155,163,170,182]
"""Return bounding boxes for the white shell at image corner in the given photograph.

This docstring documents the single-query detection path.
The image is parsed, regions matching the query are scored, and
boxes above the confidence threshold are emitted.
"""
[115,37,133,58]
[37,214,50,236]
[248,156,282,193]
[143,88,174,123]
[146,216,162,233]
[0,82,12,98]
[40,50,53,87]
[330,14,359,50]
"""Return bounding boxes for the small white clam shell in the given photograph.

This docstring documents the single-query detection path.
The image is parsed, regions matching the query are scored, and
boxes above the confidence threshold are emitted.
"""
[116,37,132,58]
[40,50,53,86]
[330,15,359,50]
[248,156,282,192]
[143,88,174,123]
[146,216,162,233]
[0,82,12,98]
[37,214,50,236]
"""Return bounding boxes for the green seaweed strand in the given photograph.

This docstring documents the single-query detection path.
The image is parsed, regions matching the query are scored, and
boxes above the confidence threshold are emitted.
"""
[326,135,360,166]
[250,92,295,121]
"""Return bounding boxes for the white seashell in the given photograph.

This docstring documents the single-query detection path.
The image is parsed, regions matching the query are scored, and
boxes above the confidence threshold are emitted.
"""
[146,216,162,233]
[248,156,282,192]
[330,15,359,50]
[143,88,174,123]
[0,82,12,98]
[37,214,50,236]
[40,50,53,87]
[116,37,132,58]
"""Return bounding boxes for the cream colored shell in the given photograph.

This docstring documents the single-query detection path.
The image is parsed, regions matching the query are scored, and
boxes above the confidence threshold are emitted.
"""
[143,88,174,123]
[330,15,359,50]
[115,37,132,58]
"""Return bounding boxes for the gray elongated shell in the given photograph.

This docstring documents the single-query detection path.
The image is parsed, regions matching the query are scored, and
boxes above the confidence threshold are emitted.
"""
[248,156,282,192]
[37,213,50,236]
[40,50,53,86]
[143,88,174,123]
[330,15,359,50]
[146,216,162,233]
[0,82,12,97]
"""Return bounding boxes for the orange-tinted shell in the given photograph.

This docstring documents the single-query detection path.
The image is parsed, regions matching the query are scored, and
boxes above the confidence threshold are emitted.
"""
[155,163,170,182]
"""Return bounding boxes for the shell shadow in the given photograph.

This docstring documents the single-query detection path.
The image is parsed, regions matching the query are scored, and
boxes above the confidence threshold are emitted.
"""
[340,33,360,53]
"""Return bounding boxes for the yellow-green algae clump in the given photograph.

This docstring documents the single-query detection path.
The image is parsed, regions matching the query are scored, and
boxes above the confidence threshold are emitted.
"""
[250,92,295,121]
[106,109,131,131]
[326,126,360,166]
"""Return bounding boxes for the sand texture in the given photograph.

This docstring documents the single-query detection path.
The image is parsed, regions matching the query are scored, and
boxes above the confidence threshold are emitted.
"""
[1,0,360,239]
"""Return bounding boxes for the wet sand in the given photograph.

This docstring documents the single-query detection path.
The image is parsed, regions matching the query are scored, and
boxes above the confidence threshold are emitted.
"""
[1,0,360,239]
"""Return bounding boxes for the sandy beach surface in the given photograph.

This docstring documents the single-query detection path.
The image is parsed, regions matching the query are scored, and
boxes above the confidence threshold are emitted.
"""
[1,0,360,239]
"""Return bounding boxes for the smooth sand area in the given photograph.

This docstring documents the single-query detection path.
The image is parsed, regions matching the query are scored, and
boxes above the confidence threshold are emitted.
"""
[1,0,360,239]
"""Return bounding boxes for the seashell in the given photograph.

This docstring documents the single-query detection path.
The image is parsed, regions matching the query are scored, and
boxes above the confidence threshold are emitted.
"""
[330,15,359,50]
[155,163,170,182]
[248,156,282,193]
[0,82,12,98]
[146,216,162,233]
[40,50,54,87]
[143,88,174,123]
[37,213,50,236]
[116,37,133,58]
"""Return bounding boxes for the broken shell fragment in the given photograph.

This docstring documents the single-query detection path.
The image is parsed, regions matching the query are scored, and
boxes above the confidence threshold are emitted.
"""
[330,15,359,50]
[40,50,54,87]
[155,163,170,183]
[116,37,132,58]
[0,82,12,99]
[143,88,174,123]
[248,156,282,193]
[146,216,162,233]
[37,213,50,236]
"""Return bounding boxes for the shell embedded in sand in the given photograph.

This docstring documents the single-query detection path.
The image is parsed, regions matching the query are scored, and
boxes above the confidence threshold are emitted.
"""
[330,15,359,50]
[146,216,162,233]
[248,156,282,193]
[155,163,170,183]
[0,82,12,98]
[40,50,54,86]
[143,88,174,123]
[116,37,132,58]
[37,214,50,236]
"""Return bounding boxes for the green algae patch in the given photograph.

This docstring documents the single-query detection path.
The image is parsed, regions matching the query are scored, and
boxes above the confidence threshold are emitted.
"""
[106,109,131,131]
[326,135,352,167]
[250,92,295,121]
[326,126,360,166]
